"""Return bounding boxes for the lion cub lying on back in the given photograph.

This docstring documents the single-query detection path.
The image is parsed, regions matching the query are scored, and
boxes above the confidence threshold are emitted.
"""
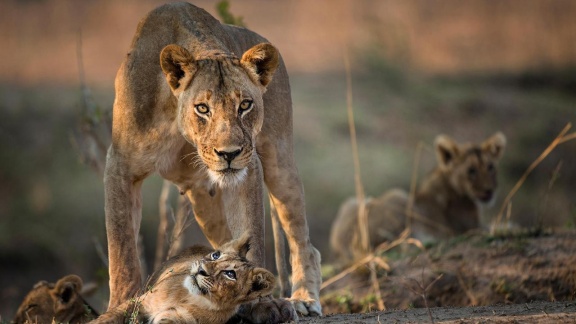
[93,233,276,324]
[330,132,506,262]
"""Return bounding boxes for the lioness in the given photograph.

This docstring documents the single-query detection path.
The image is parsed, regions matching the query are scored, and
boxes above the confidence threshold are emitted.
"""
[92,233,293,324]
[104,2,321,316]
[13,275,98,324]
[330,132,506,262]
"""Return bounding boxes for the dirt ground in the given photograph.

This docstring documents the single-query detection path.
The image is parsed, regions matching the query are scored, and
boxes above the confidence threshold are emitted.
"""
[312,228,576,323]
[301,301,576,323]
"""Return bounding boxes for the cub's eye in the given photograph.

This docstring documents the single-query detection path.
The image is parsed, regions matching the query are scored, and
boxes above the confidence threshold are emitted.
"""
[210,251,221,260]
[223,270,236,280]
[238,100,253,114]
[467,167,477,178]
[195,104,210,115]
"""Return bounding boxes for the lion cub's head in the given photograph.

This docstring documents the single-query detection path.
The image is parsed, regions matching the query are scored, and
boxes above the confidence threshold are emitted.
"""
[181,233,275,307]
[12,275,97,324]
[159,43,279,188]
[434,132,506,204]
[140,233,275,324]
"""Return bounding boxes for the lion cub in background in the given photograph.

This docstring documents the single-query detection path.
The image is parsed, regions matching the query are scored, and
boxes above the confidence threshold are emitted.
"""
[330,132,506,262]
[92,233,279,324]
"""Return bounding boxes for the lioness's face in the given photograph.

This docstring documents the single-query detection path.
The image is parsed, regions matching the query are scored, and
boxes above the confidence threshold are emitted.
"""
[436,132,507,204]
[178,59,264,187]
[160,44,279,187]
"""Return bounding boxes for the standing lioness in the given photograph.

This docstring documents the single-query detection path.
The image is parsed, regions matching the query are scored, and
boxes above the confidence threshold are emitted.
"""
[105,2,321,316]
[330,132,506,262]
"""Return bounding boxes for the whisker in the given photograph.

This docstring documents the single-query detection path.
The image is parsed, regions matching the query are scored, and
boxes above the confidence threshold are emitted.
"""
[180,152,196,162]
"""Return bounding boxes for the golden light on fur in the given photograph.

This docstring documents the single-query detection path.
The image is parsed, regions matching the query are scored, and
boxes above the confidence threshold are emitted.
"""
[105,3,322,317]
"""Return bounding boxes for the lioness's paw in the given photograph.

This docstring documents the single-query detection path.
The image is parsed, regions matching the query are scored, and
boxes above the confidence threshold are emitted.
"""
[289,298,321,317]
[232,297,298,323]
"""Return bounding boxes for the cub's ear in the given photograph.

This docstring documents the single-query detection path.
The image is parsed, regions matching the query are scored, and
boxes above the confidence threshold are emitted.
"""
[233,231,252,258]
[434,134,460,170]
[241,43,279,88]
[482,132,506,160]
[244,268,275,301]
[51,275,83,312]
[160,44,197,96]
[221,231,252,258]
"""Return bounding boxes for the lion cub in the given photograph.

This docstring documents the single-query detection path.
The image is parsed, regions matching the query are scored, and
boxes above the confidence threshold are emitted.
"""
[13,274,98,324]
[330,132,506,262]
[92,233,276,324]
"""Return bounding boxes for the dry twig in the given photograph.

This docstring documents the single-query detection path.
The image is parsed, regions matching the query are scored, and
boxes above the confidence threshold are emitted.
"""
[493,123,576,231]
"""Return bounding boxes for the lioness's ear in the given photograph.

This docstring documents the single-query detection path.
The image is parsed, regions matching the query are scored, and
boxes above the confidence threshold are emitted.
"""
[482,132,506,160]
[244,268,275,301]
[241,43,279,88]
[52,275,82,312]
[435,134,460,169]
[160,44,197,96]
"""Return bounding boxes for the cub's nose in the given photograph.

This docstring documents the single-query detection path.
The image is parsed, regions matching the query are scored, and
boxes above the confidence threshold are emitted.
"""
[214,147,242,163]
[480,189,494,202]
[198,266,208,277]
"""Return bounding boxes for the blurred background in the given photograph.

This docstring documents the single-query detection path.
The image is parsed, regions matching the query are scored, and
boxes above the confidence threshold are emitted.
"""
[1,0,575,318]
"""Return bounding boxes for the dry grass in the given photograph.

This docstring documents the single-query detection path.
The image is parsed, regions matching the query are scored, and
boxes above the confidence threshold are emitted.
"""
[492,123,576,233]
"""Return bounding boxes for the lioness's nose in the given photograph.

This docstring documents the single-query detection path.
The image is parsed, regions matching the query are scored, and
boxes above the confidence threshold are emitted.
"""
[214,147,242,163]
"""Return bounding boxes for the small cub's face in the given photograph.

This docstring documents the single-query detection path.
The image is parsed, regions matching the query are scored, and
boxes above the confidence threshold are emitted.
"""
[13,275,92,324]
[184,248,274,308]
[435,132,507,204]
[177,233,275,311]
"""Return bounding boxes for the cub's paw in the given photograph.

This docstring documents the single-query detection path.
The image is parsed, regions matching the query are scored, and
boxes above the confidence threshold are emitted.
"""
[230,297,298,324]
[289,297,322,317]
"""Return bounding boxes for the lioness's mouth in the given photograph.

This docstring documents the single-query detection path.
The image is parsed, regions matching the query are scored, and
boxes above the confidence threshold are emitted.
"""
[207,167,248,188]
[216,167,241,175]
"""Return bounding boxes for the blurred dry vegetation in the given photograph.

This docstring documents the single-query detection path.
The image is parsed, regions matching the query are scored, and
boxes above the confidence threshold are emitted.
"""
[0,0,575,319]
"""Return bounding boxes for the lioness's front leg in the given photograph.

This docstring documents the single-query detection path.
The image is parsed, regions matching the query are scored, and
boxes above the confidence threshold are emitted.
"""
[104,148,147,309]
[261,143,322,316]
[220,156,265,265]
[185,178,232,248]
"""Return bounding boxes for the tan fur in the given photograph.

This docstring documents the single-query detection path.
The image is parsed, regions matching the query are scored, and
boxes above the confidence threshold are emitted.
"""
[92,234,278,324]
[13,275,98,324]
[104,2,321,316]
[330,132,506,262]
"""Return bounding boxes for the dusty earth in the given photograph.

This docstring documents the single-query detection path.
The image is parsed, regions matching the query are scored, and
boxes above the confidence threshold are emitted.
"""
[308,228,576,323]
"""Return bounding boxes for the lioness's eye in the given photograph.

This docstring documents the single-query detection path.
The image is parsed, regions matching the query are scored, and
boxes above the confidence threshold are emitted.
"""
[210,251,221,260]
[239,100,253,113]
[223,270,236,280]
[195,104,210,114]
